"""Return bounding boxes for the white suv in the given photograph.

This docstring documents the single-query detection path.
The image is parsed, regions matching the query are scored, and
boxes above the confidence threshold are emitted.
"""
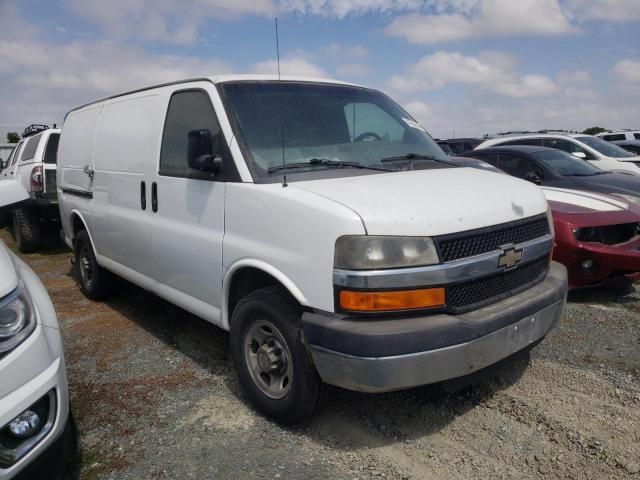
[0,181,73,480]
[57,75,568,423]
[3,125,61,253]
[477,133,640,174]
[596,130,640,142]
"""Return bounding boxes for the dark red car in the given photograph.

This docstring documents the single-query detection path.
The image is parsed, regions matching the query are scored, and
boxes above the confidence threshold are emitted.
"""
[449,156,640,288]
[544,187,640,289]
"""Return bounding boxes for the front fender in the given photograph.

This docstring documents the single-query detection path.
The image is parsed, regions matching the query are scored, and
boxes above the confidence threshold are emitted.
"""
[221,259,308,330]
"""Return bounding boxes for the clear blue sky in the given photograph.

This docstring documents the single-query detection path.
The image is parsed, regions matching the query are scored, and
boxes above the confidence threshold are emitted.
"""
[1,0,639,139]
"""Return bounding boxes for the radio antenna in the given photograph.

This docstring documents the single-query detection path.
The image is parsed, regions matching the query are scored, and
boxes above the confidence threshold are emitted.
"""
[275,18,287,187]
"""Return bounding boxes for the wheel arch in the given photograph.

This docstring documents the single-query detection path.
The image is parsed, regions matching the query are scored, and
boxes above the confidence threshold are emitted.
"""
[222,260,308,331]
[68,210,97,254]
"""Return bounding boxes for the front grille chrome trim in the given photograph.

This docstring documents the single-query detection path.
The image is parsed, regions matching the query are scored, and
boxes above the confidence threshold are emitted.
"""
[333,234,553,289]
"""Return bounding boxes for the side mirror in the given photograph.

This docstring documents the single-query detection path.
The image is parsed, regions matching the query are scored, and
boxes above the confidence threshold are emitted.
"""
[525,170,543,185]
[571,151,586,159]
[0,180,29,211]
[187,129,222,174]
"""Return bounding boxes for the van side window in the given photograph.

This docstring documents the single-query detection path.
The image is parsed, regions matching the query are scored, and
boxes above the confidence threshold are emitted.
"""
[20,133,42,162]
[160,90,223,177]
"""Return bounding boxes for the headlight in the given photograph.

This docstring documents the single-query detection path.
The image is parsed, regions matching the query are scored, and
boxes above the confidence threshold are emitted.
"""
[0,286,36,354]
[334,236,439,270]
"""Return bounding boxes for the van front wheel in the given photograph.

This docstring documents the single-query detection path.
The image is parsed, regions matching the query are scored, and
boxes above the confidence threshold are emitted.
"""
[74,230,115,300]
[230,286,324,424]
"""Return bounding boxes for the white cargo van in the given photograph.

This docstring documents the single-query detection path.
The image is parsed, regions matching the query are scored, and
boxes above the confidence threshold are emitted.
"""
[57,75,568,423]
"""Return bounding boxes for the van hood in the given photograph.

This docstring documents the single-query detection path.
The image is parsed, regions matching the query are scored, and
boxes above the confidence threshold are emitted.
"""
[0,242,18,298]
[292,168,548,236]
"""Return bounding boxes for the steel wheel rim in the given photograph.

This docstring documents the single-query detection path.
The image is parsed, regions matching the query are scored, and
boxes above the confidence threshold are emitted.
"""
[79,244,93,286]
[244,319,293,399]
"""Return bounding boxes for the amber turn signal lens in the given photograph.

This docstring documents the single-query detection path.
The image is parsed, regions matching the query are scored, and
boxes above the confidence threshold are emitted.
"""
[339,288,445,312]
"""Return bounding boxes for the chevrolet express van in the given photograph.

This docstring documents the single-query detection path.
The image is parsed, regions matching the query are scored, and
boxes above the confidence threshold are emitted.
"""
[57,75,568,423]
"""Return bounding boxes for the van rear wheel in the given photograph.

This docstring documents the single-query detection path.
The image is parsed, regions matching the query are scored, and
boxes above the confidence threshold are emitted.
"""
[230,286,325,424]
[13,207,42,253]
[74,230,115,300]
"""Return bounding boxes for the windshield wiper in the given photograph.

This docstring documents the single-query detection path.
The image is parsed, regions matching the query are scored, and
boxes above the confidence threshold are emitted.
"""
[380,152,457,166]
[268,158,391,173]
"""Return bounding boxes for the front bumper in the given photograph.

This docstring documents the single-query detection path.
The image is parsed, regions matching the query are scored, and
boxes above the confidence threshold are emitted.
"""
[303,261,567,393]
[555,237,640,288]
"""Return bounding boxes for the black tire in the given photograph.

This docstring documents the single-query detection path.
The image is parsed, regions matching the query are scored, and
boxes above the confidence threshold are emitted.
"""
[74,229,116,300]
[230,286,325,424]
[13,207,42,253]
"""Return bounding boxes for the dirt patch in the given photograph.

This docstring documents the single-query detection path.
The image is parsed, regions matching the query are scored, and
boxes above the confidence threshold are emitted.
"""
[2,228,639,480]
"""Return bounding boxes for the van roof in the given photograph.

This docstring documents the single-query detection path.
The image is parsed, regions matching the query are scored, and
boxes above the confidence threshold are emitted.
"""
[66,75,361,117]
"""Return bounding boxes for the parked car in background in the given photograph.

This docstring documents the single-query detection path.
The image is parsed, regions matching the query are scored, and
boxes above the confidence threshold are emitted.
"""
[612,139,640,156]
[435,141,453,155]
[0,144,23,182]
[57,74,567,423]
[596,130,640,142]
[443,137,483,154]
[543,187,640,289]
[448,156,640,289]
[7,125,61,253]
[458,146,640,203]
[0,181,74,480]
[476,133,640,174]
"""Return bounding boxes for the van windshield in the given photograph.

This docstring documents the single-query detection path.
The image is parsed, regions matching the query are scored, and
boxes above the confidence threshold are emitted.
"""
[219,81,452,181]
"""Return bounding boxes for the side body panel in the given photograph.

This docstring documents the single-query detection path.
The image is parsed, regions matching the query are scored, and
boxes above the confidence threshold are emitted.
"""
[223,182,366,327]
[91,93,160,274]
[58,106,102,243]
[146,82,228,324]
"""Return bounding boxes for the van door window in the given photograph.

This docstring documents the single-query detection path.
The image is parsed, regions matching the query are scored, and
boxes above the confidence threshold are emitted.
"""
[160,90,224,178]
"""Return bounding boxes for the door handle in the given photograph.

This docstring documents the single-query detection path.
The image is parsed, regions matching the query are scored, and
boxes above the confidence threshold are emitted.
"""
[151,182,158,213]
[140,181,146,210]
[83,165,94,178]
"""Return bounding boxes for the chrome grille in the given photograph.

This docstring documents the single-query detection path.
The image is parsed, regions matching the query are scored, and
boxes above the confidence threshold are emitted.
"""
[447,257,549,313]
[436,214,550,263]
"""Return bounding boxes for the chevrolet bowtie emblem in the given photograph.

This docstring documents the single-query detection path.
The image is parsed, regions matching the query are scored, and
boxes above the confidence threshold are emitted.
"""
[498,246,523,270]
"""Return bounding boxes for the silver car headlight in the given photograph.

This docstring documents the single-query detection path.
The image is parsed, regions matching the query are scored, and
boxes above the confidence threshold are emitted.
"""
[0,285,36,354]
[334,236,439,270]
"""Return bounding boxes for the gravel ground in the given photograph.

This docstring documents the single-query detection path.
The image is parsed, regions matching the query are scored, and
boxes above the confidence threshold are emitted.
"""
[2,228,639,480]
